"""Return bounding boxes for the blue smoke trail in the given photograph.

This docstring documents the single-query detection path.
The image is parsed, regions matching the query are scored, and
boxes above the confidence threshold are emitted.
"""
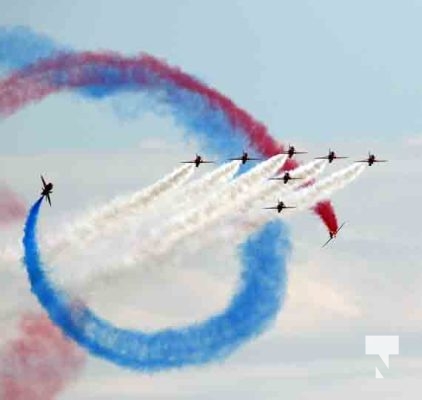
[24,198,290,370]
[4,27,293,369]
[0,26,60,73]
[0,28,258,164]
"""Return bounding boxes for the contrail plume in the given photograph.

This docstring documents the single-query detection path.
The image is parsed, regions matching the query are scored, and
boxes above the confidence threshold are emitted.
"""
[172,160,241,210]
[45,164,195,260]
[228,163,366,241]
[120,155,287,268]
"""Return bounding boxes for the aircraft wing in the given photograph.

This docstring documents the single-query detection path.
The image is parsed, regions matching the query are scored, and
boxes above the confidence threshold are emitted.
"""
[180,161,196,164]
[336,156,348,159]
[323,222,346,247]
[201,161,215,164]
[263,207,278,210]
[45,193,52,207]
[41,175,47,188]
[228,157,242,161]
[355,160,369,163]
[374,160,388,162]
[248,158,262,161]
[294,151,308,154]
[268,177,283,180]
[315,156,329,160]
[284,206,296,209]
[337,222,346,233]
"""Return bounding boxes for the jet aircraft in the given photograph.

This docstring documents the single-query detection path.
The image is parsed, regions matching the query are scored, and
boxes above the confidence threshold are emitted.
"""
[228,151,261,164]
[263,200,296,213]
[269,171,303,184]
[181,154,215,168]
[281,145,307,159]
[322,222,346,247]
[315,149,348,163]
[40,175,53,206]
[355,152,388,166]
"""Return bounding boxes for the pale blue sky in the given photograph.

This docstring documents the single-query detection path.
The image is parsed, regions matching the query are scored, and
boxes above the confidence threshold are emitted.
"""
[2,0,422,153]
[1,1,422,399]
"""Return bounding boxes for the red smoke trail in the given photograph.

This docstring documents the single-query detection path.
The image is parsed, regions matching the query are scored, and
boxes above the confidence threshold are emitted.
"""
[0,52,338,232]
[0,187,85,398]
[0,186,26,226]
[0,313,85,400]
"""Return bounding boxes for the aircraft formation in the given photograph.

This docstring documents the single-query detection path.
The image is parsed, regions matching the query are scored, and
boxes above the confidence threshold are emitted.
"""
[41,146,387,247]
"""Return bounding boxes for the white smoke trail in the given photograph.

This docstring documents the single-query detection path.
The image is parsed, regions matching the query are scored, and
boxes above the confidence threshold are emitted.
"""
[159,159,328,258]
[0,158,368,321]
[57,157,330,287]
[119,154,288,268]
[245,159,327,207]
[228,162,366,241]
[284,163,366,211]
[172,160,241,210]
[53,154,287,287]
[0,164,195,266]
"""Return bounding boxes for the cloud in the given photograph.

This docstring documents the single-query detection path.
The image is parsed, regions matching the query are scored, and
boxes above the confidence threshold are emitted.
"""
[405,134,422,146]
[61,357,422,399]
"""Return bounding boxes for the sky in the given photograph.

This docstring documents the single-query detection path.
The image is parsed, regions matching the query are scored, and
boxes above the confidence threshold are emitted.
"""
[0,0,422,399]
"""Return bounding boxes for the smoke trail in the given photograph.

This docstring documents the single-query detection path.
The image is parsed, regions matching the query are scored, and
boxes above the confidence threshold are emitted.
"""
[0,313,85,400]
[1,30,339,374]
[173,160,241,209]
[137,157,324,262]
[229,163,366,239]
[120,155,287,267]
[43,163,194,260]
[23,198,290,371]
[248,159,327,205]
[0,43,338,232]
[0,27,60,72]
[0,164,194,265]
[284,163,366,210]
[0,185,26,227]
[182,159,328,252]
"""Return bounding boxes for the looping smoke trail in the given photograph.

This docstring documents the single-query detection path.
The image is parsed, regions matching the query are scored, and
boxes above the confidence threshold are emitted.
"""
[0,47,339,232]
[2,28,296,382]
[23,198,290,371]
[0,29,346,375]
